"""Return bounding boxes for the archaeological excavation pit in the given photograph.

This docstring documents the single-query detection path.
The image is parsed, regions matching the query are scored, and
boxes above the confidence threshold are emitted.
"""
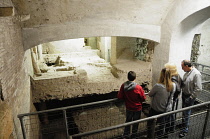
[30,37,154,102]
[33,91,150,138]
[17,36,210,139]
[27,36,154,138]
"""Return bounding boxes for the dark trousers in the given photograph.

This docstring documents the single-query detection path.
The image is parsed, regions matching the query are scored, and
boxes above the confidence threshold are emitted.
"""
[165,113,175,133]
[123,110,141,138]
[147,108,166,139]
[182,95,195,132]
[166,99,179,133]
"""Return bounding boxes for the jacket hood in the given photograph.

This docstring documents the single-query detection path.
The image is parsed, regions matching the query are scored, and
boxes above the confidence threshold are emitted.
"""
[124,81,137,91]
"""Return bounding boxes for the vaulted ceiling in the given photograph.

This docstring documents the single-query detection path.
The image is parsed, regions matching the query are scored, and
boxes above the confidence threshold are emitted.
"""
[11,0,175,28]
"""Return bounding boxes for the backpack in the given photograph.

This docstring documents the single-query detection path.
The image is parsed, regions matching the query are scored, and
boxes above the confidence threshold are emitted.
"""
[172,75,183,101]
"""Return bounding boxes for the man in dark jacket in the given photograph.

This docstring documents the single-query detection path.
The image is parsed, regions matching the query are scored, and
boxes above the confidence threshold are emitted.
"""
[118,71,146,138]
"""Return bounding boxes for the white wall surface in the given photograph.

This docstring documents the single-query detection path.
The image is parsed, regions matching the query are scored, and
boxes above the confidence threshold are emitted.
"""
[49,38,85,53]
[169,6,210,77]
[198,19,210,66]
[152,1,210,83]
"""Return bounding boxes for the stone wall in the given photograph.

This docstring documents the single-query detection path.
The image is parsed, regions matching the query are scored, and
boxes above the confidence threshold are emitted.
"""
[31,67,121,103]
[30,37,152,103]
[31,59,152,103]
[116,37,137,59]
[0,17,32,138]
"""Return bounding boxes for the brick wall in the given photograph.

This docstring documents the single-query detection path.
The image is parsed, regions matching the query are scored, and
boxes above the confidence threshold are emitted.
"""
[0,17,32,138]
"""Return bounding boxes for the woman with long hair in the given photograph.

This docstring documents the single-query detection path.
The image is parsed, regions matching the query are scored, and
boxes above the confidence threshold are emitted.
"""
[147,68,176,139]
[164,63,183,132]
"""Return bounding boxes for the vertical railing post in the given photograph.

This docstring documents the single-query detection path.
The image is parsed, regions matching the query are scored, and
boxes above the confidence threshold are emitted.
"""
[201,65,204,72]
[18,116,27,139]
[201,104,210,139]
[151,118,157,139]
[63,110,70,139]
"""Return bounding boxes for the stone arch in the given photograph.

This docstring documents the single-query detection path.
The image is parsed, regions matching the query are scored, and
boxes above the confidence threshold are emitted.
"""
[22,23,160,51]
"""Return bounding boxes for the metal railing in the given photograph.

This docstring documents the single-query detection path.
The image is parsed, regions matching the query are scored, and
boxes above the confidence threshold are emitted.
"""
[17,87,210,139]
[193,62,210,72]
[198,81,210,103]
[17,63,210,139]
[72,102,210,139]
[18,98,136,139]
[193,63,210,103]
[193,62,210,81]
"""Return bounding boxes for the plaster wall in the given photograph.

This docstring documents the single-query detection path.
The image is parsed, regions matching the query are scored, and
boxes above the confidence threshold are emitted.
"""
[152,0,210,84]
[110,37,117,65]
[48,38,85,54]
[25,49,35,77]
[198,19,210,66]
[86,37,97,49]
[168,21,201,77]
[22,21,161,51]
[169,6,210,77]
[96,37,112,62]
[12,0,174,28]
[12,0,167,50]
[0,17,32,138]
[98,37,106,61]
[104,37,111,62]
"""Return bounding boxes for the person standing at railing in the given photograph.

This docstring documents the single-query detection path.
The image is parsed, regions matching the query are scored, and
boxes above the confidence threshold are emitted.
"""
[164,63,184,132]
[117,71,146,139]
[147,68,176,139]
[179,60,202,138]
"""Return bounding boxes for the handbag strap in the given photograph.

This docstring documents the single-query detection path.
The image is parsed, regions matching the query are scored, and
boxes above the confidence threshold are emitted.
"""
[166,91,172,108]
[165,83,176,111]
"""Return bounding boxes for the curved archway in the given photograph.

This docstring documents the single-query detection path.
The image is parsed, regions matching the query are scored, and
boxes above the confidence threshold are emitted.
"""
[22,23,160,50]
[169,6,210,76]
[152,3,210,83]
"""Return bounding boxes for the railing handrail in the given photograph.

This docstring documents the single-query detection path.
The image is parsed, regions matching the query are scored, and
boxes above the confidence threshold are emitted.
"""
[193,62,210,68]
[17,80,210,118]
[18,79,210,118]
[18,93,149,118]
[18,98,119,118]
[17,62,210,139]
[202,80,210,84]
[200,71,210,76]
[72,101,210,138]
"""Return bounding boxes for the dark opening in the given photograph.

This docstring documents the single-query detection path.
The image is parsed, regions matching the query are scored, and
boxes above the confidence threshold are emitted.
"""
[0,7,13,17]
[34,91,119,138]
[0,81,3,101]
